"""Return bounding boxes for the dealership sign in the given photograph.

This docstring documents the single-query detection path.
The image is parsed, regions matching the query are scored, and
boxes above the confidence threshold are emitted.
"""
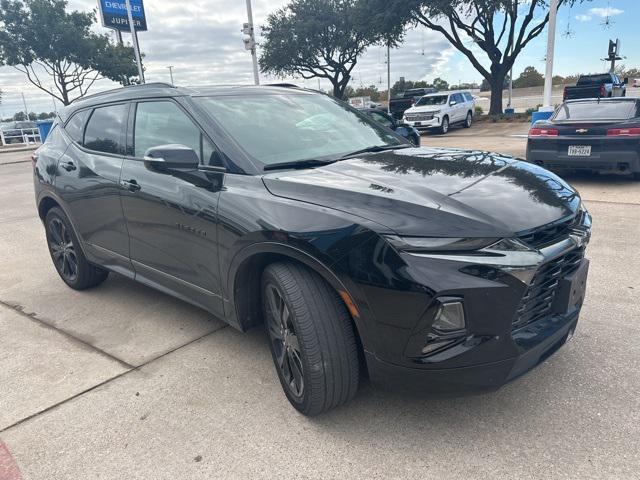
[98,0,147,32]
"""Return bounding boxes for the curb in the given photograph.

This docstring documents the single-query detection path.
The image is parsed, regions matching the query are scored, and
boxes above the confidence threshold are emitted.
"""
[0,146,39,154]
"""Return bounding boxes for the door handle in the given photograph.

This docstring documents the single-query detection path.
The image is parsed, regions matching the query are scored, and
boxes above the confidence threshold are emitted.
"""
[121,179,141,192]
[60,161,76,172]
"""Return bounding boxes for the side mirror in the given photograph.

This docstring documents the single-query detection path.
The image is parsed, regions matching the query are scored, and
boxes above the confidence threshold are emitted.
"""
[450,100,457,106]
[144,144,199,170]
[623,77,629,85]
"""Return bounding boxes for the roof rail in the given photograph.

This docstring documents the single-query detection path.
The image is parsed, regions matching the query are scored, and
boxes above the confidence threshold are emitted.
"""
[71,82,176,104]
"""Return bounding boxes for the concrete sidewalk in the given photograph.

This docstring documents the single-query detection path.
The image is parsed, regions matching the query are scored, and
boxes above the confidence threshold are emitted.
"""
[1,148,639,479]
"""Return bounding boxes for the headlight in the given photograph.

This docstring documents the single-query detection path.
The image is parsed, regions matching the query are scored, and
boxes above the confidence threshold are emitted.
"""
[384,235,499,252]
[430,110,441,114]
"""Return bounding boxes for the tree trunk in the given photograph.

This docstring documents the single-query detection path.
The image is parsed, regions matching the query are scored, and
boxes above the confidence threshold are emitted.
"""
[489,78,504,115]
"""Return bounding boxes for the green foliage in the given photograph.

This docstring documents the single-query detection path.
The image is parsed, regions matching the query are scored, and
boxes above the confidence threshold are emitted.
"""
[259,0,404,99]
[513,66,544,88]
[390,79,431,96]
[345,84,382,101]
[432,77,448,90]
[0,0,138,104]
[474,105,483,115]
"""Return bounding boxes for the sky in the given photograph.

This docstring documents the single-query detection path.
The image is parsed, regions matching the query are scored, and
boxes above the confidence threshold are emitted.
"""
[0,0,638,116]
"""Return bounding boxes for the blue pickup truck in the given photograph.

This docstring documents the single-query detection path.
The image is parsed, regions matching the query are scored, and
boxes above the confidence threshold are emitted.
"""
[563,73,627,101]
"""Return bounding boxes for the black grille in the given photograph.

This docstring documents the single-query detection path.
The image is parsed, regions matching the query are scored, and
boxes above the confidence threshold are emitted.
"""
[518,215,578,250]
[512,247,585,330]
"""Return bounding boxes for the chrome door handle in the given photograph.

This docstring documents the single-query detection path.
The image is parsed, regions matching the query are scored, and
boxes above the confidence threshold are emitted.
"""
[61,161,76,171]
[121,179,141,192]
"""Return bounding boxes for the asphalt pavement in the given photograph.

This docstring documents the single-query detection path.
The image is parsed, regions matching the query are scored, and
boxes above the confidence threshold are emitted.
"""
[0,136,638,479]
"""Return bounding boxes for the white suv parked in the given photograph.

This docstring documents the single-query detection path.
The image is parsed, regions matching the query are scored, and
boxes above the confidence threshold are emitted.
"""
[403,91,475,134]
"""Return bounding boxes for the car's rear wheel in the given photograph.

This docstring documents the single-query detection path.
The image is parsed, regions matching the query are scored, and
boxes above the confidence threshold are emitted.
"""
[463,111,472,128]
[440,116,449,134]
[45,207,108,290]
[262,262,359,415]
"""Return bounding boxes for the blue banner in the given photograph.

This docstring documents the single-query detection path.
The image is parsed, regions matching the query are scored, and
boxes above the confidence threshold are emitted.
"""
[98,0,147,32]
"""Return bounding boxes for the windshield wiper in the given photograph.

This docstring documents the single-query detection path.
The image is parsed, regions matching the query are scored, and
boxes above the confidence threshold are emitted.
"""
[339,144,413,159]
[263,158,337,171]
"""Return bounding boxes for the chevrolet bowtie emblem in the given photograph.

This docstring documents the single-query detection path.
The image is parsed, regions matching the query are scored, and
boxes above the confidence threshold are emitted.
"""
[576,129,588,133]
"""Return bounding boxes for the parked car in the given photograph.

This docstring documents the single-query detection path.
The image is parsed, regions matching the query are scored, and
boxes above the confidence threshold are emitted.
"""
[563,73,627,101]
[527,98,640,179]
[361,108,420,146]
[348,96,381,110]
[389,87,437,119]
[34,83,592,415]
[403,91,475,134]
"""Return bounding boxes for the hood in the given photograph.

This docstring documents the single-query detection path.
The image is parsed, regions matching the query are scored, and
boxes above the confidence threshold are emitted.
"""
[262,147,580,237]
[405,105,445,114]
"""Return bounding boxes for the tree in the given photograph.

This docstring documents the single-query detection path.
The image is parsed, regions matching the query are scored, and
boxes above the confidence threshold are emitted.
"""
[384,0,586,114]
[513,66,544,88]
[259,0,404,99]
[391,79,430,96]
[12,111,26,121]
[432,77,449,90]
[0,0,139,105]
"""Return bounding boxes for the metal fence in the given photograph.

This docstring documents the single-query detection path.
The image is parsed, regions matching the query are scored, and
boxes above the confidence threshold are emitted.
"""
[0,128,41,146]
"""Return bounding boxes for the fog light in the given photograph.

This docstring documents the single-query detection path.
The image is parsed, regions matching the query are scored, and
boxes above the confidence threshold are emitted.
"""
[432,299,466,332]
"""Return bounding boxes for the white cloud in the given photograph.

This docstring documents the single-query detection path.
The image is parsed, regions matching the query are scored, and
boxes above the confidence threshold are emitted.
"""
[588,7,624,18]
[575,14,592,22]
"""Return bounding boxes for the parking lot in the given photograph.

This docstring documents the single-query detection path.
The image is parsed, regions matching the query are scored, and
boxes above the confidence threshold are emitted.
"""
[1,131,639,479]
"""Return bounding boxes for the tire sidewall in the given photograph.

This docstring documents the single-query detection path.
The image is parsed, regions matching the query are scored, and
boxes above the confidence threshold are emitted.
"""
[261,272,313,413]
[441,116,449,133]
[465,112,472,127]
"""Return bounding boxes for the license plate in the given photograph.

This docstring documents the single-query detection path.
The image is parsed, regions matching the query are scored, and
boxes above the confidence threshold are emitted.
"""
[415,122,422,126]
[553,259,589,314]
[568,145,591,156]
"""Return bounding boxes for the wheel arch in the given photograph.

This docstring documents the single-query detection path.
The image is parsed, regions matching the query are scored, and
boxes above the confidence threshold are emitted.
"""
[226,242,370,356]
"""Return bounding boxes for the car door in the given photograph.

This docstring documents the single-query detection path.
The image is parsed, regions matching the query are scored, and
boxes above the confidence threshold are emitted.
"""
[119,99,225,316]
[55,103,133,277]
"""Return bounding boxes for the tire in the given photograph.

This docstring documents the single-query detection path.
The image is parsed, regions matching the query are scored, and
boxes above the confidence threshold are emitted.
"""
[440,116,449,134]
[463,111,472,128]
[44,207,108,290]
[262,262,359,416]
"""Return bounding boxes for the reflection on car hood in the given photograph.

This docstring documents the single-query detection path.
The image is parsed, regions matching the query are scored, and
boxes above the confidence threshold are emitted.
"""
[262,147,580,237]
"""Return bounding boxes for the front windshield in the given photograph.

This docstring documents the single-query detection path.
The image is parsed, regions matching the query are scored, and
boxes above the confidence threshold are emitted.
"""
[415,95,448,106]
[196,93,403,166]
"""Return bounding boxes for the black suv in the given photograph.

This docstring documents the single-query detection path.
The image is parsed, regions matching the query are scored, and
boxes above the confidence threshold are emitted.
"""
[34,83,592,415]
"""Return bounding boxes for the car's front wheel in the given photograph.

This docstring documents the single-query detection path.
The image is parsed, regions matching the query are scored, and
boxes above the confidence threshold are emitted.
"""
[440,116,449,134]
[45,207,108,290]
[262,262,359,415]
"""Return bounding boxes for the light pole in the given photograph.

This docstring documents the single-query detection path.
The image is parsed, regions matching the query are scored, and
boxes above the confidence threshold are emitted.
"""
[125,0,145,84]
[386,43,391,115]
[542,0,559,109]
[244,0,260,85]
[167,66,174,86]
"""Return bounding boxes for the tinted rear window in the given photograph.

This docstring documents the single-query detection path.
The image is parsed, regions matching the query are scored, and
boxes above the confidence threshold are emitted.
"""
[84,104,127,154]
[577,74,612,85]
[554,101,638,121]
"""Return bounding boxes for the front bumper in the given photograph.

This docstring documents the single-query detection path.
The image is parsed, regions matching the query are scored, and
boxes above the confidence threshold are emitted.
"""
[354,216,591,394]
[366,311,578,394]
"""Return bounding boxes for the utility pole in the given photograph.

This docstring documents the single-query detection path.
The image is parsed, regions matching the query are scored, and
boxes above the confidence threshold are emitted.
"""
[125,0,145,83]
[21,92,29,120]
[542,0,558,109]
[167,66,175,86]
[243,0,260,85]
[386,43,391,115]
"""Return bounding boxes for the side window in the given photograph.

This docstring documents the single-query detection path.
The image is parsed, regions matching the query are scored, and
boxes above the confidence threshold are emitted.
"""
[464,93,474,102]
[454,93,464,103]
[134,100,221,166]
[64,110,90,144]
[84,104,127,154]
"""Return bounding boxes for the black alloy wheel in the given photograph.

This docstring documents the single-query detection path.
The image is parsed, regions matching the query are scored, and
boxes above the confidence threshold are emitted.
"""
[44,207,108,290]
[265,283,305,398]
[47,216,78,283]
[262,262,359,415]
